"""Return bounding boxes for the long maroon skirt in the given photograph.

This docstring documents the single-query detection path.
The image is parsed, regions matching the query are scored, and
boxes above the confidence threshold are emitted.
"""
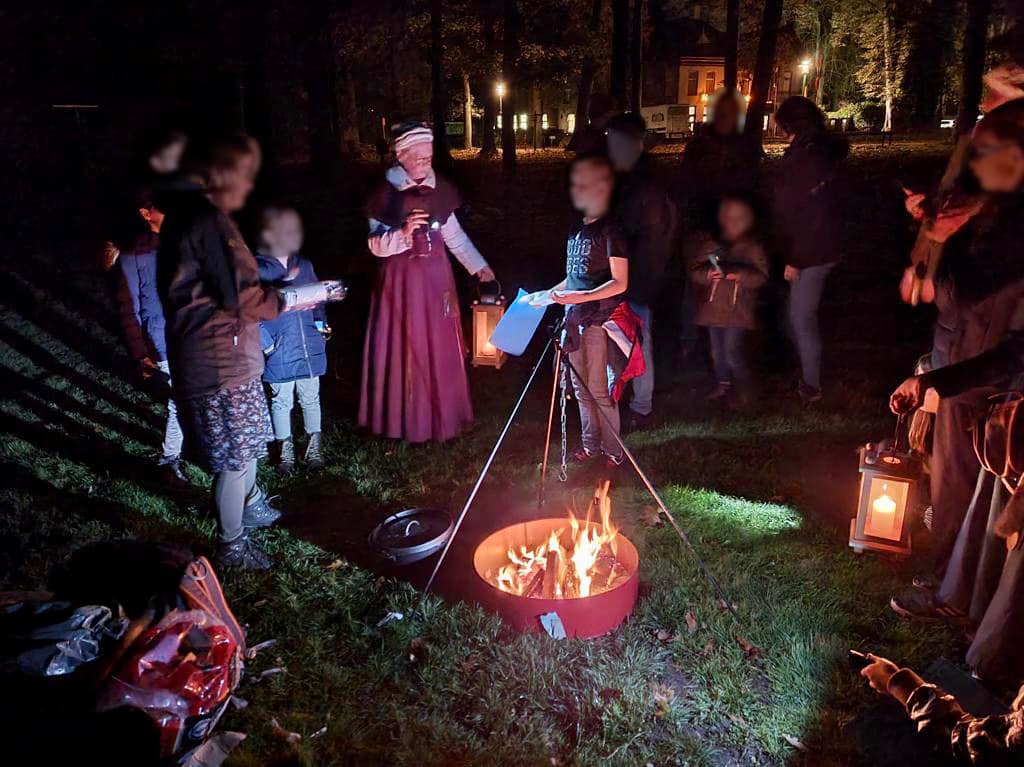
[359,249,473,443]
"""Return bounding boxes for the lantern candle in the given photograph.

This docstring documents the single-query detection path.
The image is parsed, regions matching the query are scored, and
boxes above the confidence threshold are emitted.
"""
[870,486,898,539]
[850,445,919,557]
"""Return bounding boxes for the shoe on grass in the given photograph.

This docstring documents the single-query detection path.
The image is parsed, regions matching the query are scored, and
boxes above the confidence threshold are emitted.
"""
[278,437,295,474]
[242,496,282,529]
[623,409,653,433]
[572,447,596,463]
[157,454,187,482]
[216,534,271,571]
[889,589,967,623]
[798,382,823,404]
[304,432,324,468]
[604,453,625,472]
[707,382,732,401]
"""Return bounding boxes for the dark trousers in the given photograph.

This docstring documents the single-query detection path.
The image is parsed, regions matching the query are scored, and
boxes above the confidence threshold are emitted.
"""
[707,326,748,385]
[938,472,1024,681]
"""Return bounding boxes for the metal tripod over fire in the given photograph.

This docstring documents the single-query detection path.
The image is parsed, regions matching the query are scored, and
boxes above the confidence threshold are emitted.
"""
[405,326,737,629]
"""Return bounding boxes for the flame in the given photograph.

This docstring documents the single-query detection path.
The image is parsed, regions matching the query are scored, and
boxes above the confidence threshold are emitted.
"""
[489,481,627,599]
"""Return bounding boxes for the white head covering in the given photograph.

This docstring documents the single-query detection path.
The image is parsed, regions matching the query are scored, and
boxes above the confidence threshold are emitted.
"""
[392,124,434,155]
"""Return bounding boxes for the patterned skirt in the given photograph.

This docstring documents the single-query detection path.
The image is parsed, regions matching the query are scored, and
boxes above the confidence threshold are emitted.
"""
[179,378,272,473]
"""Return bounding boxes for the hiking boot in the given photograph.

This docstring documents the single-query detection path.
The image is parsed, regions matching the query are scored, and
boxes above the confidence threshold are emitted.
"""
[157,454,187,482]
[277,438,295,474]
[798,382,823,404]
[889,589,967,623]
[304,432,324,469]
[216,534,272,571]
[242,496,282,529]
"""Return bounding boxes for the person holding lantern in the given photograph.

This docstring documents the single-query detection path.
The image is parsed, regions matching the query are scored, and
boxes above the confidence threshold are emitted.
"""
[888,99,1024,683]
[359,122,496,443]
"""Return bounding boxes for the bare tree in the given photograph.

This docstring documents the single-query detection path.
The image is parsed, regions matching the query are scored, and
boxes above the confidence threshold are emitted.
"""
[480,0,499,158]
[611,0,629,107]
[430,0,452,168]
[743,0,784,148]
[881,0,894,132]
[956,0,991,137]
[502,0,520,173]
[630,0,644,110]
[463,72,474,149]
[725,0,739,91]
[571,0,604,143]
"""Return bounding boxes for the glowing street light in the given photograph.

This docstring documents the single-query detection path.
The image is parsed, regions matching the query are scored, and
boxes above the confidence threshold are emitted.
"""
[495,81,507,125]
[800,58,812,98]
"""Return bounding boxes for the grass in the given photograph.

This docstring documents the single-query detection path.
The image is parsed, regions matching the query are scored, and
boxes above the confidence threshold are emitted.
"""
[0,140,968,765]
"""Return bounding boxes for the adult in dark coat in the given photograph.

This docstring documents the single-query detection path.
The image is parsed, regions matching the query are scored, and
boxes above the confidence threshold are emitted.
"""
[772,96,849,403]
[158,136,284,570]
[606,112,677,426]
[889,99,1024,681]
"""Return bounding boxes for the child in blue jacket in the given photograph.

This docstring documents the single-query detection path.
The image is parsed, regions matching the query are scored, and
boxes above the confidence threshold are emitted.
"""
[257,207,328,472]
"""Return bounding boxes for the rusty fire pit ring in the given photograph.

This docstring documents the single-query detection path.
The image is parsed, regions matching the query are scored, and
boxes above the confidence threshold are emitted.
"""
[472,517,640,639]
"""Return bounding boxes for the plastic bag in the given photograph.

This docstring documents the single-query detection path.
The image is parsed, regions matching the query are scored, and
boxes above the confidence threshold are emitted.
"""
[1,600,126,676]
[97,609,242,758]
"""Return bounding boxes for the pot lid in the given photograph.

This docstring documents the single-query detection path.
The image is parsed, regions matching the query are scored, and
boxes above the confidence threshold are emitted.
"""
[369,508,453,564]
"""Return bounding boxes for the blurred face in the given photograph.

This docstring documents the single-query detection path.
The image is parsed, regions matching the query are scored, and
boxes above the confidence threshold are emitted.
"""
[398,143,433,182]
[606,130,643,172]
[570,159,614,219]
[138,206,165,234]
[718,199,755,243]
[970,127,1024,193]
[712,97,740,136]
[263,210,304,255]
[208,153,256,213]
[149,136,186,174]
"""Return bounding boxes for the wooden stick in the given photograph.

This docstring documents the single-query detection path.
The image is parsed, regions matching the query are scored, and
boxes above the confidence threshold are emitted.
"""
[543,549,560,598]
[524,567,545,598]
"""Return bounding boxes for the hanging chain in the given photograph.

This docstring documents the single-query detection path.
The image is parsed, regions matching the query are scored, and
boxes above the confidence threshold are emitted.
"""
[558,357,569,482]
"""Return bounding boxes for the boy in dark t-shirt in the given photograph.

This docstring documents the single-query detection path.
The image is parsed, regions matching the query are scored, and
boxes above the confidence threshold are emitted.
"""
[533,155,630,468]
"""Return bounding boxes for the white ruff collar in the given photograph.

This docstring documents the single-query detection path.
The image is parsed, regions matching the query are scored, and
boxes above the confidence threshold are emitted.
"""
[386,165,436,191]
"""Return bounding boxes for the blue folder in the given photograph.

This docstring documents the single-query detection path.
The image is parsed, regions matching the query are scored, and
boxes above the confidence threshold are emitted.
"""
[489,289,550,356]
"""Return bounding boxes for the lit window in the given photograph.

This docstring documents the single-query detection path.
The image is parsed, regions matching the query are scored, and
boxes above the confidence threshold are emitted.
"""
[781,71,792,95]
[497,114,502,129]
[687,71,699,97]
[567,113,576,133]
[687,104,696,130]
[519,113,528,131]
[706,71,716,94]
[542,113,549,130]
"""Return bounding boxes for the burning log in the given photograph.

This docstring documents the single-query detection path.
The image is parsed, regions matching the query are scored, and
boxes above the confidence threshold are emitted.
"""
[524,567,546,598]
[543,548,560,598]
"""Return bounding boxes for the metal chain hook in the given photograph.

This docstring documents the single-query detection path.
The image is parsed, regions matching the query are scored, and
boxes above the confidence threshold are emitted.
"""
[558,358,569,483]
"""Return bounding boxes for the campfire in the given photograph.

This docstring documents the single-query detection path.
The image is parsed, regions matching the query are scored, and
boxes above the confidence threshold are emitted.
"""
[487,481,630,599]
[472,482,640,638]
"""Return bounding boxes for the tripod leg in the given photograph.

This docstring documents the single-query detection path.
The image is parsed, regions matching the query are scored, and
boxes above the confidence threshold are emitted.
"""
[538,346,563,507]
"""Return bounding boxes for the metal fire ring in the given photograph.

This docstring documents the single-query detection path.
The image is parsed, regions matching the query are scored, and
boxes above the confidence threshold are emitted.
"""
[369,508,454,566]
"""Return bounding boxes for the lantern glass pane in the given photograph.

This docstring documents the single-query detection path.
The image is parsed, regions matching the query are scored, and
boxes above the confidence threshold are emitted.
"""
[863,477,908,541]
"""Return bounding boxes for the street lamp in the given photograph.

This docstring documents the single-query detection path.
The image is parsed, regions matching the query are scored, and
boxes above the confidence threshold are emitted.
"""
[496,81,506,117]
[800,58,811,98]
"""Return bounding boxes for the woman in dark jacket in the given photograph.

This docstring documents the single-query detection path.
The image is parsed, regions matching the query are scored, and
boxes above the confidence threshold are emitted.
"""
[158,135,284,570]
[888,99,1024,682]
[772,96,849,403]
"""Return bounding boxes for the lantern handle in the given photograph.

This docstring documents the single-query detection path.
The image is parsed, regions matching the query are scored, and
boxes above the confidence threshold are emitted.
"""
[477,278,503,301]
[891,413,907,453]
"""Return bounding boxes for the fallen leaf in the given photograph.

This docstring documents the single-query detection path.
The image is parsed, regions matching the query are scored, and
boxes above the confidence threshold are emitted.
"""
[270,718,301,744]
[640,505,662,527]
[598,688,623,704]
[325,559,344,571]
[255,666,287,681]
[718,598,734,613]
[252,599,269,608]
[655,628,678,642]
[701,637,717,657]
[782,733,808,751]
[650,681,675,718]
[736,636,766,660]
[684,610,698,634]
[407,636,429,665]
[728,713,747,727]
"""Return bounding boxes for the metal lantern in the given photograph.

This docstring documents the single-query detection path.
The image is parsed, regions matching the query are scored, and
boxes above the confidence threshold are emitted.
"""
[470,287,506,369]
[849,444,920,557]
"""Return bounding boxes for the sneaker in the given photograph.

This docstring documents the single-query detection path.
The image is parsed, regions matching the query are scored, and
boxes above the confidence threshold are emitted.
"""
[278,438,295,474]
[912,574,938,592]
[798,382,823,404]
[706,382,732,401]
[242,496,283,529]
[157,454,187,482]
[304,432,324,469]
[572,447,596,463]
[889,589,967,623]
[604,453,625,471]
[623,409,653,433]
[216,534,272,571]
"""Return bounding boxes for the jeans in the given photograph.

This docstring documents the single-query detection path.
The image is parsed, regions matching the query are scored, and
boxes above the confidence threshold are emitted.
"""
[628,302,654,416]
[267,376,322,440]
[568,325,622,459]
[787,263,834,390]
[157,360,184,459]
[213,458,263,542]
[707,326,748,384]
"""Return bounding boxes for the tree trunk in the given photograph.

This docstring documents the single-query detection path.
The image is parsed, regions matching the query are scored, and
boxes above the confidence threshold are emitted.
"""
[305,23,338,175]
[610,0,629,108]
[881,0,894,133]
[502,0,519,173]
[629,0,643,110]
[956,0,991,137]
[571,0,603,142]
[725,0,739,92]
[430,0,452,169]
[480,2,499,158]
[532,84,542,149]
[463,72,474,149]
[743,0,783,148]
[339,60,360,155]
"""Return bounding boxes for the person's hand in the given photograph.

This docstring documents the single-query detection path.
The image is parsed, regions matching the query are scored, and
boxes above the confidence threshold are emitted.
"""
[784,265,801,282]
[285,265,301,282]
[138,357,158,380]
[925,199,984,244]
[890,376,925,414]
[476,265,496,283]
[551,289,588,305]
[725,272,739,282]
[902,187,927,221]
[709,269,724,282]
[401,209,430,239]
[860,654,900,695]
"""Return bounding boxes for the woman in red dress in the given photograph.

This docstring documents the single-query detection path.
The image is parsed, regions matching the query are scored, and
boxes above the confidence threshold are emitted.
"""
[359,124,496,443]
